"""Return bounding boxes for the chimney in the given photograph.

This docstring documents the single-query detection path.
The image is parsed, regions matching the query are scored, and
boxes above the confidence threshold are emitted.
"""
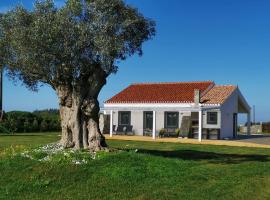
[194,89,200,106]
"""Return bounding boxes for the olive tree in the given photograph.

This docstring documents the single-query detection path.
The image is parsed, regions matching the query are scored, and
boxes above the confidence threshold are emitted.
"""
[0,0,155,151]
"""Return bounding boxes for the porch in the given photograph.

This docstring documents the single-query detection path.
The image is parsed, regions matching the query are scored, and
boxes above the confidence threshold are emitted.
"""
[103,103,251,141]
[105,108,228,142]
[104,135,270,149]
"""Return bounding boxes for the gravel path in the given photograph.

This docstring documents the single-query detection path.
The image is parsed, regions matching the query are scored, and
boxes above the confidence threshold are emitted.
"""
[236,134,270,145]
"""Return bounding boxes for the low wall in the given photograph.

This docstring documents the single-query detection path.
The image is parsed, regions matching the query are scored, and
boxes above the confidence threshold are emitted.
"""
[239,125,262,133]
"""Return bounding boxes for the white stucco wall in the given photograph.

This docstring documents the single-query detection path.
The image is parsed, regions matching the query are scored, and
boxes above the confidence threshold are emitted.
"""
[220,90,238,138]
[112,111,118,131]
[131,111,144,135]
[155,111,164,131]
[202,109,221,129]
[111,110,193,136]
[109,108,226,137]
[111,110,147,135]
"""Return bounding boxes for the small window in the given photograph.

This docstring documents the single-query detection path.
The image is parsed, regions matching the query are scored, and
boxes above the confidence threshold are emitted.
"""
[118,111,131,125]
[165,112,179,128]
[207,112,218,125]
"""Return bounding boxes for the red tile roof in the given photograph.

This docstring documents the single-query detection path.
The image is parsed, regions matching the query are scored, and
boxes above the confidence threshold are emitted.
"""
[105,81,216,104]
[201,85,237,104]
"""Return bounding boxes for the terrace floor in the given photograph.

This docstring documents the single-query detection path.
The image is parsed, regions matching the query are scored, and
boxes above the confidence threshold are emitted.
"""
[105,134,270,149]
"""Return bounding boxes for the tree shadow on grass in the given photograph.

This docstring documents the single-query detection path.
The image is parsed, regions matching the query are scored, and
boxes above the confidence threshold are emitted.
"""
[137,149,270,164]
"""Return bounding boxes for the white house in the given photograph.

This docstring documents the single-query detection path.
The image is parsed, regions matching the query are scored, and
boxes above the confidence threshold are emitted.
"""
[103,81,251,141]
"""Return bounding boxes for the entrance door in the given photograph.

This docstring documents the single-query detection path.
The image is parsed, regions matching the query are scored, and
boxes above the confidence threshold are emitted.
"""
[233,113,238,138]
[143,111,153,136]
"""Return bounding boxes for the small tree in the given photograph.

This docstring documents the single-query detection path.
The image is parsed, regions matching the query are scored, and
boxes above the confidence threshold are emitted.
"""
[0,0,155,151]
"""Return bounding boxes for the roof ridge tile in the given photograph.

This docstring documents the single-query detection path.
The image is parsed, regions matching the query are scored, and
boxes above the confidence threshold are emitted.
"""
[131,80,214,86]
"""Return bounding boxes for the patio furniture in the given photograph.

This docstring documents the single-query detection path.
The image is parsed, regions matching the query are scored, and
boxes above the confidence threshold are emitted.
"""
[143,128,152,136]
[116,125,134,135]
[164,128,178,138]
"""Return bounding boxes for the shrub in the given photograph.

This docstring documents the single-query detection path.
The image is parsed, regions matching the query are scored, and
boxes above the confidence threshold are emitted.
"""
[0,124,10,134]
[159,128,165,137]
[175,128,180,137]
[0,110,61,133]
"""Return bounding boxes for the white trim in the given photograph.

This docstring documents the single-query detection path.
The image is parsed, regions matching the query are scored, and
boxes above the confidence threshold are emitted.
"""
[152,111,156,140]
[198,110,202,142]
[104,103,220,109]
[105,103,197,108]
[109,110,113,137]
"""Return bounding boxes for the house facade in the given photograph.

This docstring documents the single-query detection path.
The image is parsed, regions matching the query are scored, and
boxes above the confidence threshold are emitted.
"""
[103,81,251,141]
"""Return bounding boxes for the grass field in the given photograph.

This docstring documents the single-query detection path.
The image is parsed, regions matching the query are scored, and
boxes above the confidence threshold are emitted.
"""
[0,133,270,200]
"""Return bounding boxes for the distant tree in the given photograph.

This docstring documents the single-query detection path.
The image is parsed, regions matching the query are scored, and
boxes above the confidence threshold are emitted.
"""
[7,117,17,134]
[23,119,30,132]
[48,120,61,131]
[32,118,39,132]
[0,0,155,151]
[40,120,48,132]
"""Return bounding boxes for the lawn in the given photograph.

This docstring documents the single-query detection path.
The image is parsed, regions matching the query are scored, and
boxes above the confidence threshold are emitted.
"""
[0,133,270,200]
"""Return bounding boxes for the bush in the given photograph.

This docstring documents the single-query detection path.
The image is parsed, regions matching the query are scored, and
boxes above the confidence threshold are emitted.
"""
[0,124,10,134]
[175,128,180,137]
[159,128,165,137]
[0,109,61,133]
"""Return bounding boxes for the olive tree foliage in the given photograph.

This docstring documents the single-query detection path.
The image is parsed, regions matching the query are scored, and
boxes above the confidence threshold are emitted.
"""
[0,0,155,151]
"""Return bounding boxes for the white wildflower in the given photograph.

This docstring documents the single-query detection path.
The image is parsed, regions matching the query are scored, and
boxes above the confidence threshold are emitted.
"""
[38,156,51,162]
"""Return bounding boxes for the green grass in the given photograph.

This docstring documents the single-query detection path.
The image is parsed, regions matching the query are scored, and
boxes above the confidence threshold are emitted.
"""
[0,133,270,200]
[0,132,60,150]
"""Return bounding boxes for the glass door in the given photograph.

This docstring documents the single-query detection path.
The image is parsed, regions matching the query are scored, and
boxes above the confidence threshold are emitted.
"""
[143,111,153,136]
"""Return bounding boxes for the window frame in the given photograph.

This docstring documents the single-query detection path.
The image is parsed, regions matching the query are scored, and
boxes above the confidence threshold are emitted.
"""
[207,112,218,125]
[143,111,153,130]
[118,111,131,126]
[164,112,179,128]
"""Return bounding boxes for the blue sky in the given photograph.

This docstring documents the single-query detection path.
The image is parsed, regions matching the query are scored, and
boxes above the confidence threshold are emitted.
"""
[1,0,270,122]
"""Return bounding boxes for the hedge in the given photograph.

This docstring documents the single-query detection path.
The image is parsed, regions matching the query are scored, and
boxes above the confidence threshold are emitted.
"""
[0,109,61,134]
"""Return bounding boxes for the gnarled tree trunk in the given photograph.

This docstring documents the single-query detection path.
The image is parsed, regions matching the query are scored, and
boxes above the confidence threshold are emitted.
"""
[56,69,107,152]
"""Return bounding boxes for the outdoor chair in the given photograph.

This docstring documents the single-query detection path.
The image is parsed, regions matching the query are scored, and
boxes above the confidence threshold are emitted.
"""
[143,128,152,136]
[164,128,177,137]
[116,125,134,135]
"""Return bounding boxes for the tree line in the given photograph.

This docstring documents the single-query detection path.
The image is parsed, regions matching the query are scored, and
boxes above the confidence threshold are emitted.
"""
[0,109,61,133]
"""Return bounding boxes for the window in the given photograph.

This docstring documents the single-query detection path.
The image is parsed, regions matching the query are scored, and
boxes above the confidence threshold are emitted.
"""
[143,111,153,130]
[207,112,218,125]
[165,112,179,128]
[118,111,131,125]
